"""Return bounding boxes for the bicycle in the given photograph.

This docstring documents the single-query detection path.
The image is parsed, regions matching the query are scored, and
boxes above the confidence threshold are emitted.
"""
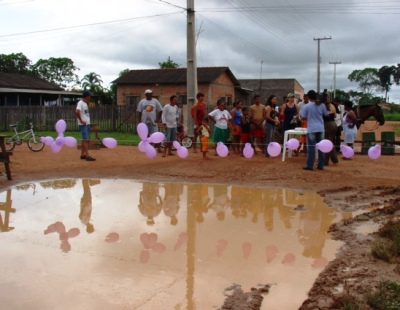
[5,123,45,152]
[159,124,193,149]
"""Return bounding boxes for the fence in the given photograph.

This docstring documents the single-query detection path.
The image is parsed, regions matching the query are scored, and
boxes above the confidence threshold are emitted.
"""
[0,106,138,133]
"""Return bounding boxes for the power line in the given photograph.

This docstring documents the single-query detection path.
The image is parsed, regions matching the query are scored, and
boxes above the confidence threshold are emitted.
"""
[0,12,183,38]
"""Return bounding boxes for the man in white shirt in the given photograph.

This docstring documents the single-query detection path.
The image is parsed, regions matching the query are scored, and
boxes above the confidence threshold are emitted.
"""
[76,91,95,161]
[161,95,178,157]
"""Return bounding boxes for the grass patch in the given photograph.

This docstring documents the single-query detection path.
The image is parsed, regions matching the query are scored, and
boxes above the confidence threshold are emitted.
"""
[384,113,400,121]
[366,280,400,309]
[371,219,400,263]
[0,131,141,146]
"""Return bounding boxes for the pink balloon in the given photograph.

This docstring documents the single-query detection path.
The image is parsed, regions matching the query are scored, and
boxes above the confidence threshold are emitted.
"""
[44,136,54,146]
[138,141,147,152]
[102,138,117,148]
[55,136,65,146]
[64,136,77,147]
[285,138,300,150]
[148,132,165,144]
[368,144,381,160]
[242,242,252,259]
[67,228,80,238]
[152,242,166,253]
[216,142,229,157]
[177,146,188,158]
[105,232,120,243]
[316,139,333,153]
[40,136,45,143]
[243,143,254,158]
[340,145,354,158]
[173,141,181,149]
[55,120,67,133]
[137,123,148,141]
[267,142,281,157]
[51,141,63,153]
[145,143,157,158]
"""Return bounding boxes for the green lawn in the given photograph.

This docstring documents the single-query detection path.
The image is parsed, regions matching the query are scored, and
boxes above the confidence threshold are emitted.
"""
[0,131,141,146]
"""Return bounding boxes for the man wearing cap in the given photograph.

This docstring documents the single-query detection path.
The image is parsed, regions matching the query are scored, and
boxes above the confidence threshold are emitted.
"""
[76,90,95,161]
[137,89,163,150]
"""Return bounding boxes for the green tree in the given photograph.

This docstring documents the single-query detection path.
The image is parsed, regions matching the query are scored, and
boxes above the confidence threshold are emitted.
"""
[332,89,350,102]
[348,68,380,94]
[393,63,400,85]
[159,56,179,69]
[31,57,80,89]
[377,65,395,102]
[81,72,103,94]
[0,52,32,74]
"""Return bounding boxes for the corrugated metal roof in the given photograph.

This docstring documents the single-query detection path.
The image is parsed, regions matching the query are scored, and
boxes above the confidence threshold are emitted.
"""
[0,72,64,91]
[112,67,241,86]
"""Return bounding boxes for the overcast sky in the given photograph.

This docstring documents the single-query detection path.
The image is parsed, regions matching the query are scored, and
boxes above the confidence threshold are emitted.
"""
[1,0,399,102]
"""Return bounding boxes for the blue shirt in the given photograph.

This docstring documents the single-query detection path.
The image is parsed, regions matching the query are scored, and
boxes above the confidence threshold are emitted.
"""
[300,102,328,133]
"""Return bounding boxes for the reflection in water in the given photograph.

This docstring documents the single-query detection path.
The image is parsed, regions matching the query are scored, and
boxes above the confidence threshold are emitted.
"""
[79,179,95,233]
[139,182,163,225]
[0,189,15,232]
[0,180,348,309]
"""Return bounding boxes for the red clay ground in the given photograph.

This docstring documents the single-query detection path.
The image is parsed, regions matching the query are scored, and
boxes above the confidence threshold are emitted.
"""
[1,121,400,309]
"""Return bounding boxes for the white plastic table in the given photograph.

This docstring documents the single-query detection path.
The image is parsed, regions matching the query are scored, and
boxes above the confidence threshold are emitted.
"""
[282,129,307,161]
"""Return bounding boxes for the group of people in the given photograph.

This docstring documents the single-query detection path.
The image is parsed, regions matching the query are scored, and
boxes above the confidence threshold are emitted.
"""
[75,88,358,170]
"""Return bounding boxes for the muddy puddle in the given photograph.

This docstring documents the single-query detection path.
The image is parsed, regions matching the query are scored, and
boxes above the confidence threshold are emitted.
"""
[1,179,352,309]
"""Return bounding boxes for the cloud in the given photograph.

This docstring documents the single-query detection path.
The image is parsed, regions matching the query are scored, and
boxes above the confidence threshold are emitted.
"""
[1,0,399,101]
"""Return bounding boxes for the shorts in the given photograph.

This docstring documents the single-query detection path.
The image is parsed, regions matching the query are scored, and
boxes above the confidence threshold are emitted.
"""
[300,119,307,143]
[79,125,90,140]
[251,128,265,138]
[240,133,251,144]
[201,136,209,152]
[145,123,158,135]
[165,127,177,142]
[232,124,242,136]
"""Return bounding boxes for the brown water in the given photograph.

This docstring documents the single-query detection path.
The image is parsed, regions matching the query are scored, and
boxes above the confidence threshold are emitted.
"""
[0,179,346,310]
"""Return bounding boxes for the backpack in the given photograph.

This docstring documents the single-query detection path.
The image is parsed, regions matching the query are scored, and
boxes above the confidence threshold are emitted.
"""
[190,104,197,119]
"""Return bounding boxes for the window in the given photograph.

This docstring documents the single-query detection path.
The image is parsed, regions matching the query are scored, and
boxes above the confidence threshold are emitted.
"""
[178,94,187,105]
[125,95,140,106]
[219,96,232,106]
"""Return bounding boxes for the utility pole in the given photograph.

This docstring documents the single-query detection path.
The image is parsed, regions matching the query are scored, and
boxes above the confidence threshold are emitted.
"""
[329,61,341,98]
[259,60,263,94]
[314,36,331,93]
[186,0,197,137]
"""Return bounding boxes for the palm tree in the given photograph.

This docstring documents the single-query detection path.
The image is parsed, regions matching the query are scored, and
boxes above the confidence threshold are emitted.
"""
[81,72,104,94]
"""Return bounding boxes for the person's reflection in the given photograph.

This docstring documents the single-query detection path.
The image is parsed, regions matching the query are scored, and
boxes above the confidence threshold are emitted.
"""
[277,189,296,229]
[139,182,163,225]
[162,183,181,225]
[79,179,95,233]
[263,191,276,232]
[188,184,209,223]
[230,186,248,219]
[248,188,264,223]
[297,193,337,259]
[208,184,230,221]
[0,189,15,232]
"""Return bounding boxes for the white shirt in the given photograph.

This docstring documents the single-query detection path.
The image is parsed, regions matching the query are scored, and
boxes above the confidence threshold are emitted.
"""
[209,109,232,129]
[161,104,178,128]
[76,100,90,125]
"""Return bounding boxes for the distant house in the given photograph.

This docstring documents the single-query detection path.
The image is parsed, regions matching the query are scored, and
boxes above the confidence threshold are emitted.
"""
[238,79,304,105]
[112,67,251,108]
[0,72,81,106]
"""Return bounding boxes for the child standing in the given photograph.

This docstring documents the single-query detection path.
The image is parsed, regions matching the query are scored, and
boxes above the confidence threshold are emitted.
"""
[240,106,252,155]
[196,117,211,160]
